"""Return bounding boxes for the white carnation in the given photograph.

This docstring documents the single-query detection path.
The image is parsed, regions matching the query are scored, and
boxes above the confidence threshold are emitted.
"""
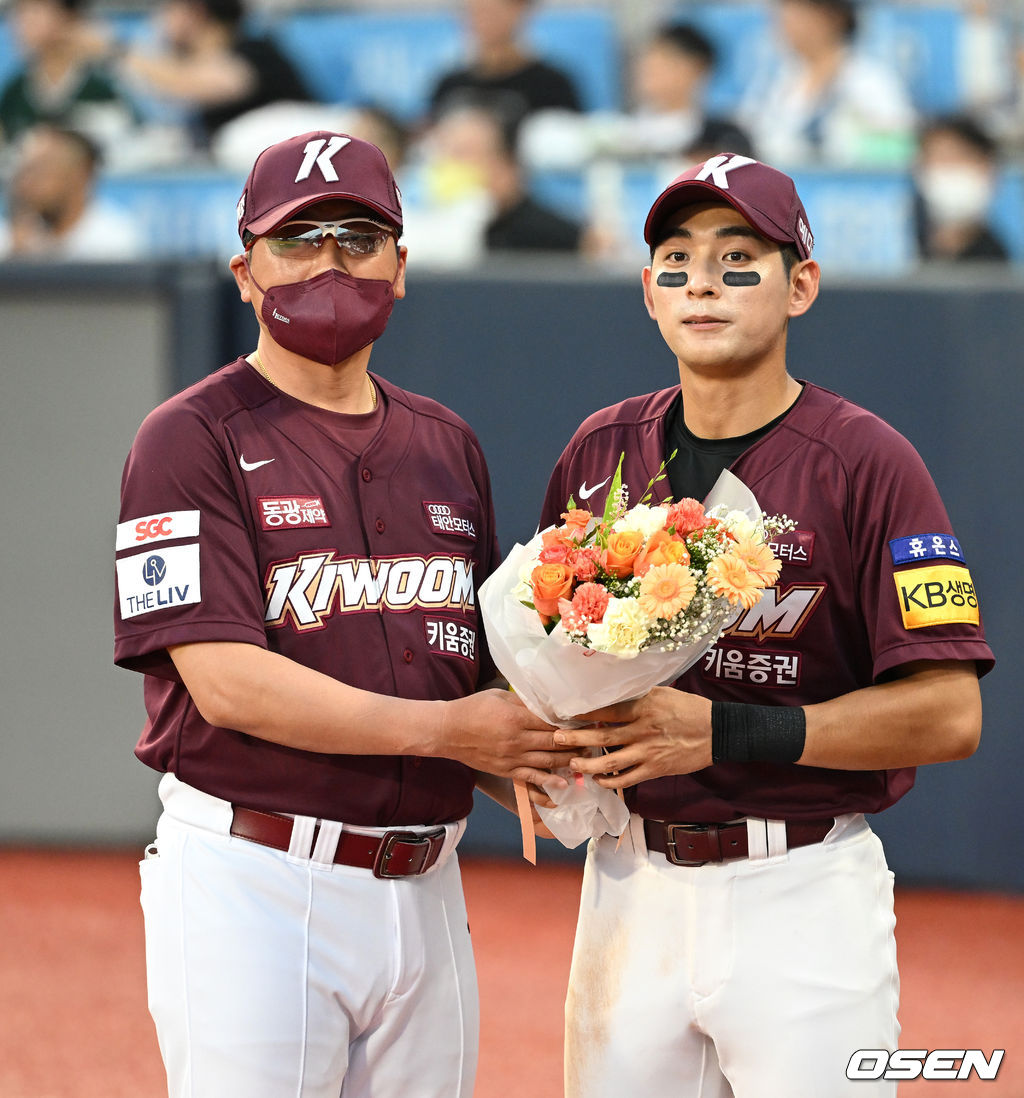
[720,510,761,541]
[585,597,649,657]
[612,503,669,540]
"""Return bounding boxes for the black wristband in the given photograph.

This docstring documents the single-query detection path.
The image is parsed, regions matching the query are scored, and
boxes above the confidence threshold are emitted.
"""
[710,702,806,764]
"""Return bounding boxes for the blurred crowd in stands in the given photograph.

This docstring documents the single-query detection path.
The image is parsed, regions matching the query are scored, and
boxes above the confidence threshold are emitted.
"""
[0,0,1021,269]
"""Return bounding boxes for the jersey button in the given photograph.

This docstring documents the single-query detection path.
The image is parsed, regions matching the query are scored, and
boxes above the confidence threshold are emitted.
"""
[403,648,414,663]
[375,518,386,534]
[361,468,372,482]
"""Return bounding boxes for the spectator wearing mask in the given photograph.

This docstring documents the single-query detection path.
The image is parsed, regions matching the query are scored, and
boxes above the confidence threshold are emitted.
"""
[738,0,916,168]
[913,113,1010,264]
[427,0,581,135]
[0,123,140,260]
[0,0,136,153]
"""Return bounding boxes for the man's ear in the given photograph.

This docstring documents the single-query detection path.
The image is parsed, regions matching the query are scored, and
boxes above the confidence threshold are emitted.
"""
[788,259,820,319]
[229,252,252,303]
[392,243,409,301]
[641,265,657,320]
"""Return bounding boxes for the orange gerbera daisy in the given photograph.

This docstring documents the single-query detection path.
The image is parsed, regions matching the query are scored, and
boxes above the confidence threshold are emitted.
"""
[707,553,763,608]
[730,536,782,586]
[638,563,696,619]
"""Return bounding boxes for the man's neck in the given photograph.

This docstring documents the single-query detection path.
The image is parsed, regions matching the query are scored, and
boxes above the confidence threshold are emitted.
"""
[676,370,802,439]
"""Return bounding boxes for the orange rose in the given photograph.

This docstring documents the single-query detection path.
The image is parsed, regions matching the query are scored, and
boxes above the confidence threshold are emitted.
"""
[541,526,573,552]
[561,509,592,535]
[531,562,575,618]
[539,543,570,564]
[634,529,691,577]
[603,530,645,578]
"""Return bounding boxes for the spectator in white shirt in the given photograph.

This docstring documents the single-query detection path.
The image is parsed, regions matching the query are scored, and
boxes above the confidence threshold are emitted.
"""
[737,0,916,168]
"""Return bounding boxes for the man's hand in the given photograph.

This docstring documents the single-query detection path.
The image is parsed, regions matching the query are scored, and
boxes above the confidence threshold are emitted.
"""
[474,772,562,838]
[553,686,713,789]
[439,689,575,787]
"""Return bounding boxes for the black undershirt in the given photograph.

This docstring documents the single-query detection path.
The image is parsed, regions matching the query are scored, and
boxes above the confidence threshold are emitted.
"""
[664,391,797,503]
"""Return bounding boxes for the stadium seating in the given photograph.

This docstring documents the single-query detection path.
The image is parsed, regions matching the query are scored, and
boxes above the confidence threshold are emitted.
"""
[0,4,978,122]
[2,4,1022,269]
[273,7,621,120]
[682,2,969,116]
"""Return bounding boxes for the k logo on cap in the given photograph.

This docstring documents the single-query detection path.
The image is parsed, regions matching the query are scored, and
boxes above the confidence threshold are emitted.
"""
[644,153,814,259]
[237,131,403,242]
[692,154,758,190]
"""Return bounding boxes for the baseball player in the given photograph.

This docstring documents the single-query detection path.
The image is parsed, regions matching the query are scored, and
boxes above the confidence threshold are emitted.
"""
[113,131,567,1098]
[535,154,994,1097]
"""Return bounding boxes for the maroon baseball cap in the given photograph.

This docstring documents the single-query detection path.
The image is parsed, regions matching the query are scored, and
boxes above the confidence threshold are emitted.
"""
[644,153,814,259]
[236,131,403,241]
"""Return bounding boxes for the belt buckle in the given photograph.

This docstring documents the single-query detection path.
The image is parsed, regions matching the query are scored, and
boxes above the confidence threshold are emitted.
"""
[373,828,443,879]
[664,822,721,867]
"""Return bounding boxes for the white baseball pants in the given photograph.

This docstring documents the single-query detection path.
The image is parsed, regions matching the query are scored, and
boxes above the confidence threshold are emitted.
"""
[565,814,900,1098]
[140,774,478,1098]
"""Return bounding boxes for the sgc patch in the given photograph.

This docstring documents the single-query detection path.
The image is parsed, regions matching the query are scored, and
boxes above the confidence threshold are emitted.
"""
[894,565,979,629]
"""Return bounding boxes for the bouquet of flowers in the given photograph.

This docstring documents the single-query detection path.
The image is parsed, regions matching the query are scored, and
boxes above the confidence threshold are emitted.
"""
[478,458,793,856]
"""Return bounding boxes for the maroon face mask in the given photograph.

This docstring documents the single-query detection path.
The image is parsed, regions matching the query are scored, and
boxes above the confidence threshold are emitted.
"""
[247,265,396,366]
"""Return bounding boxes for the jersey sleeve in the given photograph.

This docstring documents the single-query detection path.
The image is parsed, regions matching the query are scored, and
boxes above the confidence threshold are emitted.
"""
[113,400,269,681]
[849,427,993,680]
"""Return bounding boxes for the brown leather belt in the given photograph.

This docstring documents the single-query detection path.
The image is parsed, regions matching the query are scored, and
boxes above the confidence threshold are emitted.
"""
[230,806,447,879]
[644,817,835,867]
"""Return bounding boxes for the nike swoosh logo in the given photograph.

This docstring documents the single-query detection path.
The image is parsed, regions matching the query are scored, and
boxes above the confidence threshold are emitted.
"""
[578,476,611,501]
[240,455,275,472]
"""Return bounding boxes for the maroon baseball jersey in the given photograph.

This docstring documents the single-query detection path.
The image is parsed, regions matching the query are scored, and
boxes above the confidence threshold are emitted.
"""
[540,381,994,822]
[114,359,500,825]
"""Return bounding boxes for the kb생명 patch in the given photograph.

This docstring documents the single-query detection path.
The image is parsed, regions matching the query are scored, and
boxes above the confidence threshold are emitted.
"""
[893,564,979,629]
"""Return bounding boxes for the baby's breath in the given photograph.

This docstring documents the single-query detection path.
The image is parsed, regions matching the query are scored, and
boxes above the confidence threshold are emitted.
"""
[609,483,629,523]
[762,512,798,539]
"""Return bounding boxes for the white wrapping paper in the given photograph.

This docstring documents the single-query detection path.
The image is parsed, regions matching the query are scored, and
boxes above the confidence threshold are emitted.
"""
[479,470,764,849]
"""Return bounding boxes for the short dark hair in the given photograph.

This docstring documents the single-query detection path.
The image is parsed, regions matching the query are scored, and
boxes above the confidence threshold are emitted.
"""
[919,113,999,160]
[780,242,801,276]
[684,118,756,162]
[196,0,246,29]
[797,0,858,40]
[32,0,86,12]
[652,22,716,68]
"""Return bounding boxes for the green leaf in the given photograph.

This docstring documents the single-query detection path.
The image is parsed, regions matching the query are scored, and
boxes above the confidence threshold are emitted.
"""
[602,452,625,528]
[638,448,678,506]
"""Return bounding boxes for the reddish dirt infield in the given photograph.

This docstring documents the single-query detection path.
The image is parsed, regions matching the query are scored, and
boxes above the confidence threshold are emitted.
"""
[1,848,1020,1097]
